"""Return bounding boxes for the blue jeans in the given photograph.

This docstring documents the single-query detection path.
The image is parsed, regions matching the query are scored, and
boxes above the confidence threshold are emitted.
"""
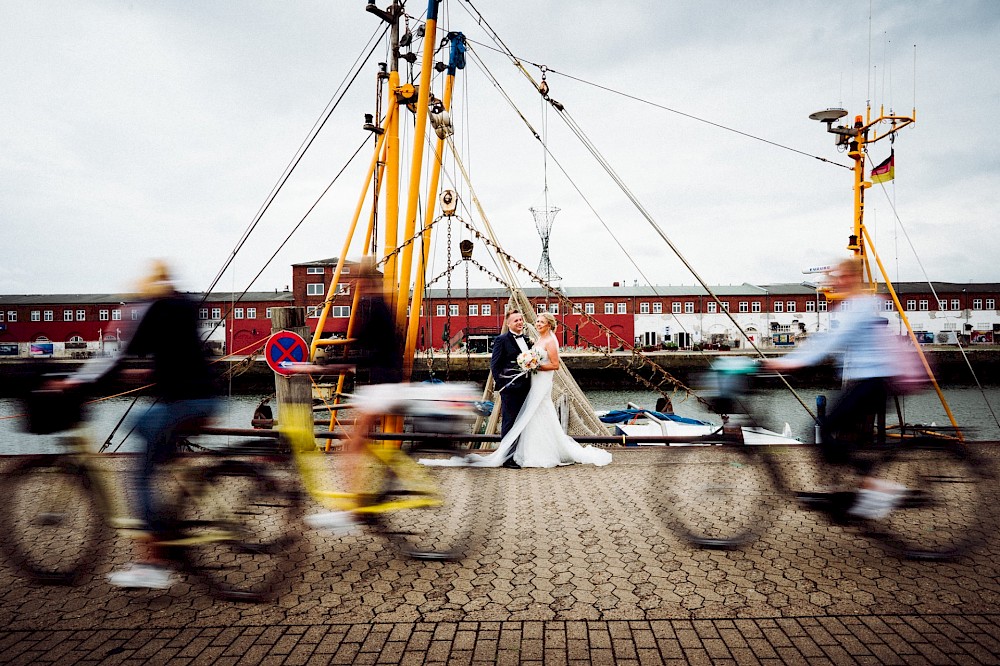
[134,398,218,534]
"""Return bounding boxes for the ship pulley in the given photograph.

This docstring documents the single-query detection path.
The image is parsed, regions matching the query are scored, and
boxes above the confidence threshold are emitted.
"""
[440,189,458,216]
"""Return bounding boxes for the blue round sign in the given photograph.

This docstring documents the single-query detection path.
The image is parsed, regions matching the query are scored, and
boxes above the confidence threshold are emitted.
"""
[264,331,309,376]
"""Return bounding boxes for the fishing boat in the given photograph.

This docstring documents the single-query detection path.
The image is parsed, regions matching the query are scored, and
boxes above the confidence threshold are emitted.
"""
[253,1,962,449]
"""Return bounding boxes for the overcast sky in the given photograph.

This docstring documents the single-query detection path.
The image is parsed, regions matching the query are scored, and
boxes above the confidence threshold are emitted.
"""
[3,1,998,297]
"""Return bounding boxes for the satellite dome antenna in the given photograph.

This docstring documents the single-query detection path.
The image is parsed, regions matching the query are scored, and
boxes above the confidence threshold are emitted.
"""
[530,205,561,285]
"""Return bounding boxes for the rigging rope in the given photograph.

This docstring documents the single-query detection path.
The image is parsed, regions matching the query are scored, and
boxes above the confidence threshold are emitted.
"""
[454,0,848,170]
[202,23,388,300]
[454,14,818,420]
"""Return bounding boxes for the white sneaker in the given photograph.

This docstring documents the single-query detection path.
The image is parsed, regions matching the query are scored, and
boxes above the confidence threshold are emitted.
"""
[304,511,358,534]
[848,483,906,520]
[108,563,174,590]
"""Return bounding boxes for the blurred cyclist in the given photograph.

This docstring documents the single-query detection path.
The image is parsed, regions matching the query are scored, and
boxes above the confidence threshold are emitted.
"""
[305,257,404,531]
[57,260,219,588]
[765,257,909,520]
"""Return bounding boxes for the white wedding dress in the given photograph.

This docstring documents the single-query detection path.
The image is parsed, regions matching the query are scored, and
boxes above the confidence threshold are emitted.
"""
[420,340,612,468]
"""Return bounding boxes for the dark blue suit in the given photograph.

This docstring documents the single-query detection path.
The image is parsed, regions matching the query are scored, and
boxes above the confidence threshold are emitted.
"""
[490,331,532,459]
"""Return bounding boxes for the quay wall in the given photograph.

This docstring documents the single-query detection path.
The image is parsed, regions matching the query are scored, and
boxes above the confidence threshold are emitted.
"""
[1,347,997,395]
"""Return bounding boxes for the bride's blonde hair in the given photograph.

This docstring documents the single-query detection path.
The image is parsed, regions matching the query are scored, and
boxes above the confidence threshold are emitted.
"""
[537,312,558,330]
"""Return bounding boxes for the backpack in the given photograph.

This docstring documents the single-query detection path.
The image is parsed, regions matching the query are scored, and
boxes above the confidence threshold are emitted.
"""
[889,336,930,395]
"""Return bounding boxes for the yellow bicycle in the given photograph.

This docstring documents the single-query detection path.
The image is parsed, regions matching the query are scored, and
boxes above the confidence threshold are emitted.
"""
[280,378,496,560]
[0,388,302,601]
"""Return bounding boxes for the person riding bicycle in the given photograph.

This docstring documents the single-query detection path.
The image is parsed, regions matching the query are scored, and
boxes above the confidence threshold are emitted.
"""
[305,256,405,532]
[764,257,911,520]
[56,260,219,588]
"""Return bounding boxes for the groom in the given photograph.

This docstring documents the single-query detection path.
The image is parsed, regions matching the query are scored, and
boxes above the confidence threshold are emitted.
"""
[490,310,532,468]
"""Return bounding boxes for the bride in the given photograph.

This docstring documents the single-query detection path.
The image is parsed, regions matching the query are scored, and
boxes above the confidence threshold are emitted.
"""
[421,312,612,468]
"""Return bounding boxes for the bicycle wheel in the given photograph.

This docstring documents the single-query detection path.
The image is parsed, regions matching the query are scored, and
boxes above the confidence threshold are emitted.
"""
[366,447,496,561]
[865,441,988,560]
[660,443,775,549]
[169,459,302,601]
[0,456,107,584]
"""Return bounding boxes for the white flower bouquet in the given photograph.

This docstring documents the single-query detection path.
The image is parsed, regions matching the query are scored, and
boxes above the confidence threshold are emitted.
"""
[516,347,544,374]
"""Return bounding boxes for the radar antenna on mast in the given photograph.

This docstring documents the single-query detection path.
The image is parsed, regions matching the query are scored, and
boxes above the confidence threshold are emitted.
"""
[530,205,561,285]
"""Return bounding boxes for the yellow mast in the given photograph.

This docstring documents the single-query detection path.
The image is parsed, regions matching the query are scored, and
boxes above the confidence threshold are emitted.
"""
[811,103,962,438]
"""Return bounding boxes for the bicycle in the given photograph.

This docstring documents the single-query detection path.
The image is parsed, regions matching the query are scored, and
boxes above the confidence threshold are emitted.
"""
[279,373,497,561]
[0,387,302,601]
[657,359,992,560]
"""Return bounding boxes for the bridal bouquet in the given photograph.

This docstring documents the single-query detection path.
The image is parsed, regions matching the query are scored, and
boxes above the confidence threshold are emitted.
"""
[516,348,544,374]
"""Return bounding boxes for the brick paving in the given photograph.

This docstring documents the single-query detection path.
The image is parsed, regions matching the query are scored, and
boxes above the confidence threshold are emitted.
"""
[1,446,999,664]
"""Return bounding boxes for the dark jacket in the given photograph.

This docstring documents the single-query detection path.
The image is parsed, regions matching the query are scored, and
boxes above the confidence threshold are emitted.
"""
[490,331,532,394]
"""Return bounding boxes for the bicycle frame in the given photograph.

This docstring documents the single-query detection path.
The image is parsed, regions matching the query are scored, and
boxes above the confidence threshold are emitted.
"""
[279,402,443,515]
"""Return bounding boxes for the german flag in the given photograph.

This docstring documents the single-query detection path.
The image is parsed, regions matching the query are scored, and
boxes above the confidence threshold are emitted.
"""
[871,151,894,183]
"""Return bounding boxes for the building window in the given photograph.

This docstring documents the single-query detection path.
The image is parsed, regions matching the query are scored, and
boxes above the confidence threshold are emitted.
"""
[937,300,947,311]
[482,303,492,317]
[64,310,73,321]
[436,305,446,317]
[617,302,627,314]
[774,301,783,313]
[469,304,479,316]
[818,300,828,312]
[306,283,324,296]
[306,306,320,318]
[585,303,594,315]
[884,300,895,311]
[0,312,4,323]
[973,299,983,310]
[537,303,546,313]
[572,303,581,314]
[637,302,649,314]
[919,300,928,311]
[707,302,717,314]
[44,310,53,321]
[132,310,139,320]
[450,304,459,316]
[988,299,996,310]
[951,299,961,310]
[604,303,614,315]
[306,267,324,274]
[672,302,681,314]
[739,302,749,313]
[112,310,121,320]
[69,335,83,343]
[265,308,272,319]
[751,302,761,313]
[685,302,694,314]
[336,283,350,295]
[247,308,256,319]
[721,301,730,312]
[76,309,86,321]
[234,308,244,319]
[549,303,558,314]
[806,301,816,312]
[652,302,662,314]
[199,308,209,320]
[786,301,795,312]
[906,299,916,311]
[7,311,15,322]
[31,310,40,322]
[99,310,109,321]
[332,306,350,317]
[212,308,221,319]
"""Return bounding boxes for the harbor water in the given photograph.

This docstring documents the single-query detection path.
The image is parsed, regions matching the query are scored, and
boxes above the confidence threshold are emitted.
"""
[3,385,1000,456]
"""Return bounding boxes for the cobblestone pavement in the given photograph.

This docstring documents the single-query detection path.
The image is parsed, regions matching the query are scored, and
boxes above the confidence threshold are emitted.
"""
[1,446,999,664]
